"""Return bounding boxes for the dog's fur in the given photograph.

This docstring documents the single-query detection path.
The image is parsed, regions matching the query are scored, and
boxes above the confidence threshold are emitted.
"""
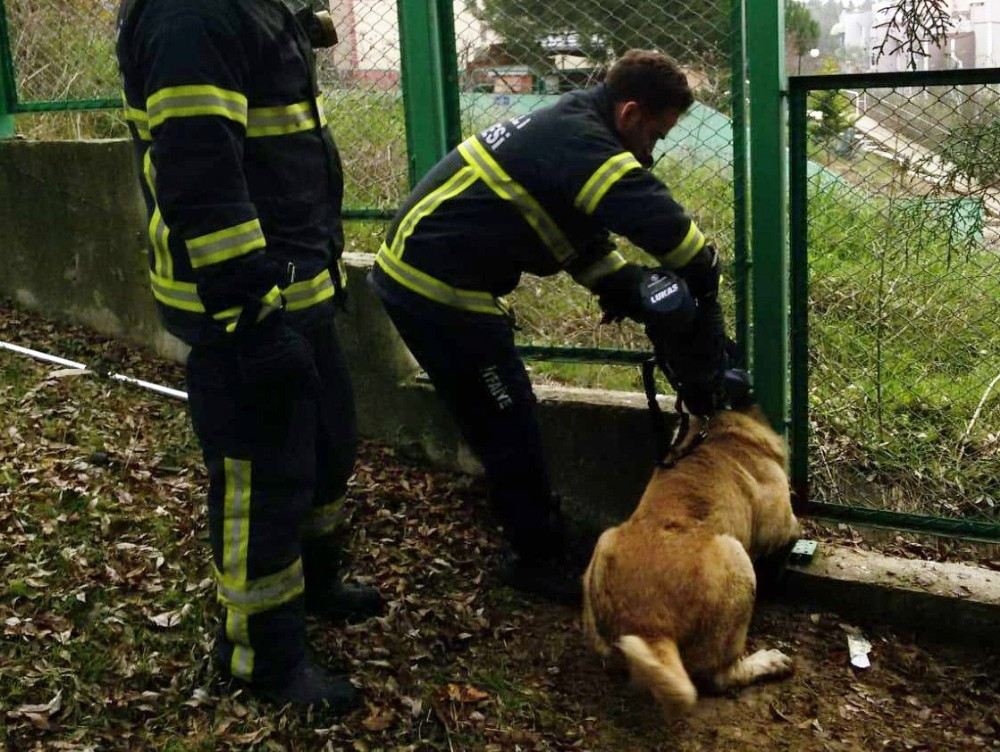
[581,405,800,718]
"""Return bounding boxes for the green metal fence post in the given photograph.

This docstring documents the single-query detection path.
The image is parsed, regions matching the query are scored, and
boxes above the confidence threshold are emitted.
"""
[788,84,809,504]
[0,0,17,138]
[730,0,749,365]
[397,0,462,186]
[745,0,788,431]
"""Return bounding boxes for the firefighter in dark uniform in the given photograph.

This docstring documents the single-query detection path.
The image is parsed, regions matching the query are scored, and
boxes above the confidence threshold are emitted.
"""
[369,50,730,602]
[116,0,382,708]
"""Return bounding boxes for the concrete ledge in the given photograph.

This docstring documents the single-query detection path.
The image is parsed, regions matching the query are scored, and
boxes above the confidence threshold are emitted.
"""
[784,545,1000,647]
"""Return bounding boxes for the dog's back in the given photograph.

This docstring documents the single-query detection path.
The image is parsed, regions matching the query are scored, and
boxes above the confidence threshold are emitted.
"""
[582,406,798,718]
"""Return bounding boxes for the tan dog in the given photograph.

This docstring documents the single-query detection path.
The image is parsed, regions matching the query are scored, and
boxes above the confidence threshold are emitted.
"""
[582,405,800,718]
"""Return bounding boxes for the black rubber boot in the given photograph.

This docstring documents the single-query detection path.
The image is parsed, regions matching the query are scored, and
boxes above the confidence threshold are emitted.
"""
[305,579,385,623]
[252,660,359,711]
[497,495,583,604]
[302,537,385,624]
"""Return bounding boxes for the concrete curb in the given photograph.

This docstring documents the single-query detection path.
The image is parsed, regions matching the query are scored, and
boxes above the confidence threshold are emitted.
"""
[782,544,1000,648]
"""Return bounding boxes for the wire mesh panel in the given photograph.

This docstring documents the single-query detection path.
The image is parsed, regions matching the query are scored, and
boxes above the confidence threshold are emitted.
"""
[5,0,118,103]
[326,1,407,227]
[451,0,737,375]
[795,76,1000,529]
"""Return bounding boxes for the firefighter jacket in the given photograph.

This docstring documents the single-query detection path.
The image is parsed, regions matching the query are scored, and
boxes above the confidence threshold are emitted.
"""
[371,84,708,317]
[116,0,346,345]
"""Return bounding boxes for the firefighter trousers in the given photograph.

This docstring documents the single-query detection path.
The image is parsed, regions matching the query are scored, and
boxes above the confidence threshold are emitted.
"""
[379,296,559,560]
[185,315,357,687]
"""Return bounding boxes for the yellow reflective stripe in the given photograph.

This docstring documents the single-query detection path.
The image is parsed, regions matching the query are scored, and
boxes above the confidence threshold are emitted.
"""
[284,269,334,311]
[261,286,282,308]
[231,645,254,681]
[388,166,479,258]
[318,97,328,127]
[214,559,305,615]
[146,85,248,129]
[376,244,502,316]
[226,609,250,643]
[574,152,643,215]
[572,250,628,289]
[661,220,706,269]
[149,272,205,313]
[185,218,265,269]
[247,100,317,137]
[225,611,253,679]
[214,306,243,328]
[458,136,576,264]
[218,286,284,333]
[142,149,156,196]
[222,458,250,587]
[123,94,152,141]
[147,207,173,278]
[306,496,346,538]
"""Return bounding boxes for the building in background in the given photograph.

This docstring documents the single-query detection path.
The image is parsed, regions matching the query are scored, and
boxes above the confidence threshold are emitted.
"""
[328,1,495,90]
[825,0,1000,71]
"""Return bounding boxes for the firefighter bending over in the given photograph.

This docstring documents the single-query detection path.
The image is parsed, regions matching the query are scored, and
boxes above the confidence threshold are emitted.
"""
[369,50,731,603]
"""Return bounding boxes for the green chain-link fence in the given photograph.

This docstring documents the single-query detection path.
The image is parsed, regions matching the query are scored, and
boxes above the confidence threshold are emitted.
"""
[789,70,1000,539]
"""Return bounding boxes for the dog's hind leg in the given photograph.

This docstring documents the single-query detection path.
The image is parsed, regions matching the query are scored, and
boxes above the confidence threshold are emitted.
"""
[708,648,795,691]
[617,635,697,718]
[581,529,615,659]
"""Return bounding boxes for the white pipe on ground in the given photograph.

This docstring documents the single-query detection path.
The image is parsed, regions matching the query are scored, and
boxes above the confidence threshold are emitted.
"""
[0,340,188,402]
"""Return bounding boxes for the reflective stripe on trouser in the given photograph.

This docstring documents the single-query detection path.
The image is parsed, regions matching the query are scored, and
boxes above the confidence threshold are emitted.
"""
[185,316,357,685]
[379,296,555,559]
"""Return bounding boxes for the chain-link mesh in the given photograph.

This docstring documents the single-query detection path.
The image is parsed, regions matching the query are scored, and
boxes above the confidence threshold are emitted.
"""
[452,0,736,369]
[5,0,118,102]
[324,1,407,222]
[801,82,1000,521]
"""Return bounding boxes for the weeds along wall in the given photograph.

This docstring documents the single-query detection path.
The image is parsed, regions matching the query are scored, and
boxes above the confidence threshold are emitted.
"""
[1,0,997,539]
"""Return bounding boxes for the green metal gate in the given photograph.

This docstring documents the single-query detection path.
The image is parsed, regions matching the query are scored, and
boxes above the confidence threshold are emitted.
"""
[789,69,1000,541]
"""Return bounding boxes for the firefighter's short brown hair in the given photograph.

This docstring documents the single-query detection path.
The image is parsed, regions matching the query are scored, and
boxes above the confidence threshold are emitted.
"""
[605,50,694,114]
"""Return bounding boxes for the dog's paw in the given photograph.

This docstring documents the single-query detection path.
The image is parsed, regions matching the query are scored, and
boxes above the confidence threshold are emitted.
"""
[747,648,794,679]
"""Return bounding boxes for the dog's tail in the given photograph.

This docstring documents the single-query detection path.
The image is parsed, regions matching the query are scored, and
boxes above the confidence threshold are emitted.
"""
[617,635,697,717]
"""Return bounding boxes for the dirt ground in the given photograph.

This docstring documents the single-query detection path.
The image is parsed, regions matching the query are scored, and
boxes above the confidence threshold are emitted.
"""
[1,302,999,751]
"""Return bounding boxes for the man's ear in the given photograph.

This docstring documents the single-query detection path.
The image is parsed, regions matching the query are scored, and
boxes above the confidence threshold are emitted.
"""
[614,100,641,130]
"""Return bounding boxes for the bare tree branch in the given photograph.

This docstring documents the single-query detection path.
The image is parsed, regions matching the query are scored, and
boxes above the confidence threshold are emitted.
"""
[872,0,953,70]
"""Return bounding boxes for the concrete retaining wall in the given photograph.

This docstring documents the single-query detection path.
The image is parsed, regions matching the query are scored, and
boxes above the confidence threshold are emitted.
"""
[0,138,661,535]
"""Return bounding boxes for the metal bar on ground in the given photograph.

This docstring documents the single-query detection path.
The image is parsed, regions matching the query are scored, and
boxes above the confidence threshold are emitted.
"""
[0,341,188,401]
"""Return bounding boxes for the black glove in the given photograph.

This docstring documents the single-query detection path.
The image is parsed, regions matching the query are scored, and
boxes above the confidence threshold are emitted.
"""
[648,296,728,415]
[234,305,320,397]
[594,264,696,330]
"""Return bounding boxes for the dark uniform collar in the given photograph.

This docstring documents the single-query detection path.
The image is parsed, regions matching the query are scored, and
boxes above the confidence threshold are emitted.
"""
[583,83,617,133]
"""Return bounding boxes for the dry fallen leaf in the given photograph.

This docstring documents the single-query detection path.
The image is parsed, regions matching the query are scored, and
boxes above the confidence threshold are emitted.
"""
[361,706,394,732]
[445,683,490,704]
